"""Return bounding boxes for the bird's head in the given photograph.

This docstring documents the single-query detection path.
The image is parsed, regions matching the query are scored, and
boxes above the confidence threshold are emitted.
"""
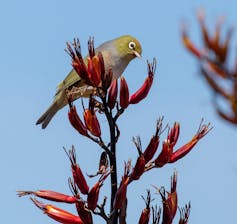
[114,35,142,61]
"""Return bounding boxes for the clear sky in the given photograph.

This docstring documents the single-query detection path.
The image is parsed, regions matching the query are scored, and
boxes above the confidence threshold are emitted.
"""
[1,0,237,223]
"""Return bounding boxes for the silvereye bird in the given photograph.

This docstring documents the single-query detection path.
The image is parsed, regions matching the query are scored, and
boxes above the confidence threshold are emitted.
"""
[36,35,142,129]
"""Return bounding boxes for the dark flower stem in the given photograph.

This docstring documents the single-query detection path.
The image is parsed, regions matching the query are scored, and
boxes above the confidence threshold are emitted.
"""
[101,95,118,224]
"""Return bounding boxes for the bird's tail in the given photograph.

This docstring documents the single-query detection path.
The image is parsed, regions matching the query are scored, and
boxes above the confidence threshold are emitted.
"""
[36,102,60,129]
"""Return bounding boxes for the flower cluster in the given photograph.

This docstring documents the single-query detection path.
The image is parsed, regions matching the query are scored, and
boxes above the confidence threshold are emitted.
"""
[182,10,237,125]
[18,37,211,224]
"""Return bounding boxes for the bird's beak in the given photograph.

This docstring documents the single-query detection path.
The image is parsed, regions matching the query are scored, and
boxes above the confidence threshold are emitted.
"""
[133,50,142,58]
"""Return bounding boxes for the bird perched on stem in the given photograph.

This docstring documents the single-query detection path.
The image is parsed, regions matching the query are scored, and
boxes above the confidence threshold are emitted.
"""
[36,35,142,129]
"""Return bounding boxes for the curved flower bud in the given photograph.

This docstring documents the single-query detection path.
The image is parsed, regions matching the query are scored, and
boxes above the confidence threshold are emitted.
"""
[84,109,101,137]
[154,141,172,167]
[17,190,77,204]
[158,172,178,224]
[143,119,163,163]
[87,171,110,210]
[114,161,131,210]
[119,76,129,109]
[31,198,83,224]
[68,105,88,136]
[169,121,211,163]
[138,190,151,224]
[130,155,146,181]
[108,79,118,109]
[87,55,101,87]
[129,59,156,104]
[65,147,89,195]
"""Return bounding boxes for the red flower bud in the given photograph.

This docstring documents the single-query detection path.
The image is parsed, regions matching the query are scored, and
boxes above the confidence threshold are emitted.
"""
[87,172,110,210]
[76,200,93,224]
[17,190,77,204]
[131,155,146,181]
[114,162,131,210]
[143,119,162,163]
[68,105,88,136]
[119,76,129,109]
[143,136,159,163]
[87,56,101,87]
[169,121,211,163]
[154,141,172,167]
[84,109,101,137]
[167,122,180,148]
[108,79,118,109]
[138,190,151,224]
[159,172,178,224]
[129,59,156,104]
[31,198,83,224]
[66,39,91,85]
[65,147,89,195]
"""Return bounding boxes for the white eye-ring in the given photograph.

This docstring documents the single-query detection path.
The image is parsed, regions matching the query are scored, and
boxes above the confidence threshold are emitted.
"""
[128,41,136,50]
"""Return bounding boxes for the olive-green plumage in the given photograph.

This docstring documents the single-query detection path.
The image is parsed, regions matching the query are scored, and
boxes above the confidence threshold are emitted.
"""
[36,35,142,129]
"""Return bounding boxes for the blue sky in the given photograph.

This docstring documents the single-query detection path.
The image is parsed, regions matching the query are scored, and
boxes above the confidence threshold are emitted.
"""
[1,0,237,223]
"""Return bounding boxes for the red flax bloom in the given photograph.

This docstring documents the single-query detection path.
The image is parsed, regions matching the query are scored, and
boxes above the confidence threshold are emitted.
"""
[169,120,212,163]
[138,190,151,224]
[87,171,110,211]
[130,58,156,104]
[108,79,118,109]
[68,103,88,137]
[159,171,178,224]
[65,146,89,195]
[83,97,101,137]
[17,190,77,204]
[119,76,130,109]
[66,38,91,85]
[66,37,104,87]
[143,118,163,163]
[31,198,83,224]
[155,120,211,167]
[130,137,146,181]
[113,161,131,210]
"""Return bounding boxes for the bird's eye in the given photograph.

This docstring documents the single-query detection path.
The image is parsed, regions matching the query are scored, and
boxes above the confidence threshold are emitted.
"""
[128,41,136,50]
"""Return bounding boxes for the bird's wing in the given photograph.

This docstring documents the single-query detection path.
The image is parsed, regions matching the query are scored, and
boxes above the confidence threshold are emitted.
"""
[55,69,81,96]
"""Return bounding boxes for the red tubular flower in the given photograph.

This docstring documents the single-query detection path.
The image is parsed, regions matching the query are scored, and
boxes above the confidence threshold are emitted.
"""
[143,119,163,163]
[108,79,118,109]
[65,147,89,195]
[114,161,131,210]
[66,39,91,85]
[66,38,105,87]
[131,155,146,181]
[83,109,101,137]
[68,105,88,136]
[129,59,156,104]
[87,172,110,210]
[76,200,93,224]
[31,198,83,224]
[159,172,178,224]
[138,190,151,224]
[167,122,180,148]
[119,76,129,109]
[17,190,77,204]
[87,55,101,87]
[154,141,172,167]
[169,121,211,163]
